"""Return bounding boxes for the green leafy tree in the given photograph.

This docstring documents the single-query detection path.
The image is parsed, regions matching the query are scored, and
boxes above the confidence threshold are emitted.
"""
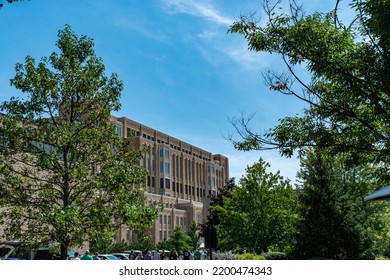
[215,158,298,253]
[228,0,390,165]
[0,25,159,259]
[168,225,189,253]
[187,221,200,250]
[128,236,153,251]
[156,239,172,252]
[88,227,116,254]
[200,178,236,249]
[294,148,390,259]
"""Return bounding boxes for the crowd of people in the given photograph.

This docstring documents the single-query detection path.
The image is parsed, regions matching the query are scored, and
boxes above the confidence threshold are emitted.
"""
[68,248,208,260]
[143,248,208,260]
[68,250,100,260]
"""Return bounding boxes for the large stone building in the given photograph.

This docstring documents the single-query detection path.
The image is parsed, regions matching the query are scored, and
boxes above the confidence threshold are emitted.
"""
[111,115,229,245]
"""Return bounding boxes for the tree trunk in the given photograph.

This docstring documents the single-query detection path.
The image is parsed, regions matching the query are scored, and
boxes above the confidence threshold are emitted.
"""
[60,241,69,260]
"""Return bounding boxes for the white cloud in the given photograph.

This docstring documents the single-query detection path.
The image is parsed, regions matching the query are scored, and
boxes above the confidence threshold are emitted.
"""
[197,30,218,39]
[218,42,274,70]
[162,0,234,26]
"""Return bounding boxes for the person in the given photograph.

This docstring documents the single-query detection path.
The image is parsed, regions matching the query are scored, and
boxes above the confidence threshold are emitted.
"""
[143,250,152,260]
[153,249,160,260]
[170,249,178,260]
[80,250,94,260]
[183,248,191,260]
[128,250,136,260]
[203,249,209,260]
[160,251,167,260]
[135,252,143,260]
[93,252,100,260]
[194,249,202,260]
[68,252,80,260]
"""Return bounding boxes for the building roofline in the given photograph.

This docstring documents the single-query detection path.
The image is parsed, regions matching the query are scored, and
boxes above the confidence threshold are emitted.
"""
[112,115,227,159]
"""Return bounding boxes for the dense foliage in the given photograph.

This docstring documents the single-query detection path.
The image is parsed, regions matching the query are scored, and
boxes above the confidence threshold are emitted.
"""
[201,178,236,249]
[187,221,201,250]
[229,0,390,166]
[294,148,390,259]
[225,0,390,260]
[0,25,160,259]
[215,158,298,253]
[168,225,189,253]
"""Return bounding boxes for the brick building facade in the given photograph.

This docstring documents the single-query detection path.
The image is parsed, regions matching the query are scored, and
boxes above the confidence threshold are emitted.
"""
[111,116,229,245]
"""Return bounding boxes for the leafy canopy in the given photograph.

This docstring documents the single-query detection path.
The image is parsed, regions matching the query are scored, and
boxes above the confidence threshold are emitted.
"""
[0,25,159,259]
[229,0,390,164]
[294,147,390,259]
[187,221,201,250]
[215,158,298,253]
[168,225,189,253]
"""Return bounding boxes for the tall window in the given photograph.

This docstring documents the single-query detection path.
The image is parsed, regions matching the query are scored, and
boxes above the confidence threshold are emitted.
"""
[207,162,217,192]
[172,154,175,177]
[159,144,171,189]
[160,162,164,173]
[165,178,170,189]
[115,125,122,137]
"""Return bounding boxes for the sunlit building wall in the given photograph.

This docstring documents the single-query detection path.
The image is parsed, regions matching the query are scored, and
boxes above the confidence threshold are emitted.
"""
[111,116,229,245]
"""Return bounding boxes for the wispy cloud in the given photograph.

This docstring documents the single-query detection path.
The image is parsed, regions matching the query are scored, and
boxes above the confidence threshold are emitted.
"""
[197,30,218,39]
[219,42,274,70]
[162,0,234,26]
[111,16,169,43]
[160,0,270,70]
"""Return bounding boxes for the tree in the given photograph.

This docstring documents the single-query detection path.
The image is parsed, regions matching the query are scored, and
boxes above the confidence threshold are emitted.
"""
[215,158,298,253]
[201,178,236,249]
[187,221,200,250]
[88,227,116,254]
[294,147,390,259]
[0,25,160,260]
[155,239,172,252]
[228,0,390,164]
[128,237,154,252]
[168,225,189,253]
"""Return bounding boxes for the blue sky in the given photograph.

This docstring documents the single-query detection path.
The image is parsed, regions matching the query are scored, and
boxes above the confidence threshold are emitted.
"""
[0,0,338,183]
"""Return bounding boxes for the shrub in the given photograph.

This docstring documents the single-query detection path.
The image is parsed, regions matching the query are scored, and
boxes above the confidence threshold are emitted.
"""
[375,256,390,260]
[263,252,288,260]
[128,239,154,251]
[236,253,266,260]
[108,242,130,253]
[212,251,236,260]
